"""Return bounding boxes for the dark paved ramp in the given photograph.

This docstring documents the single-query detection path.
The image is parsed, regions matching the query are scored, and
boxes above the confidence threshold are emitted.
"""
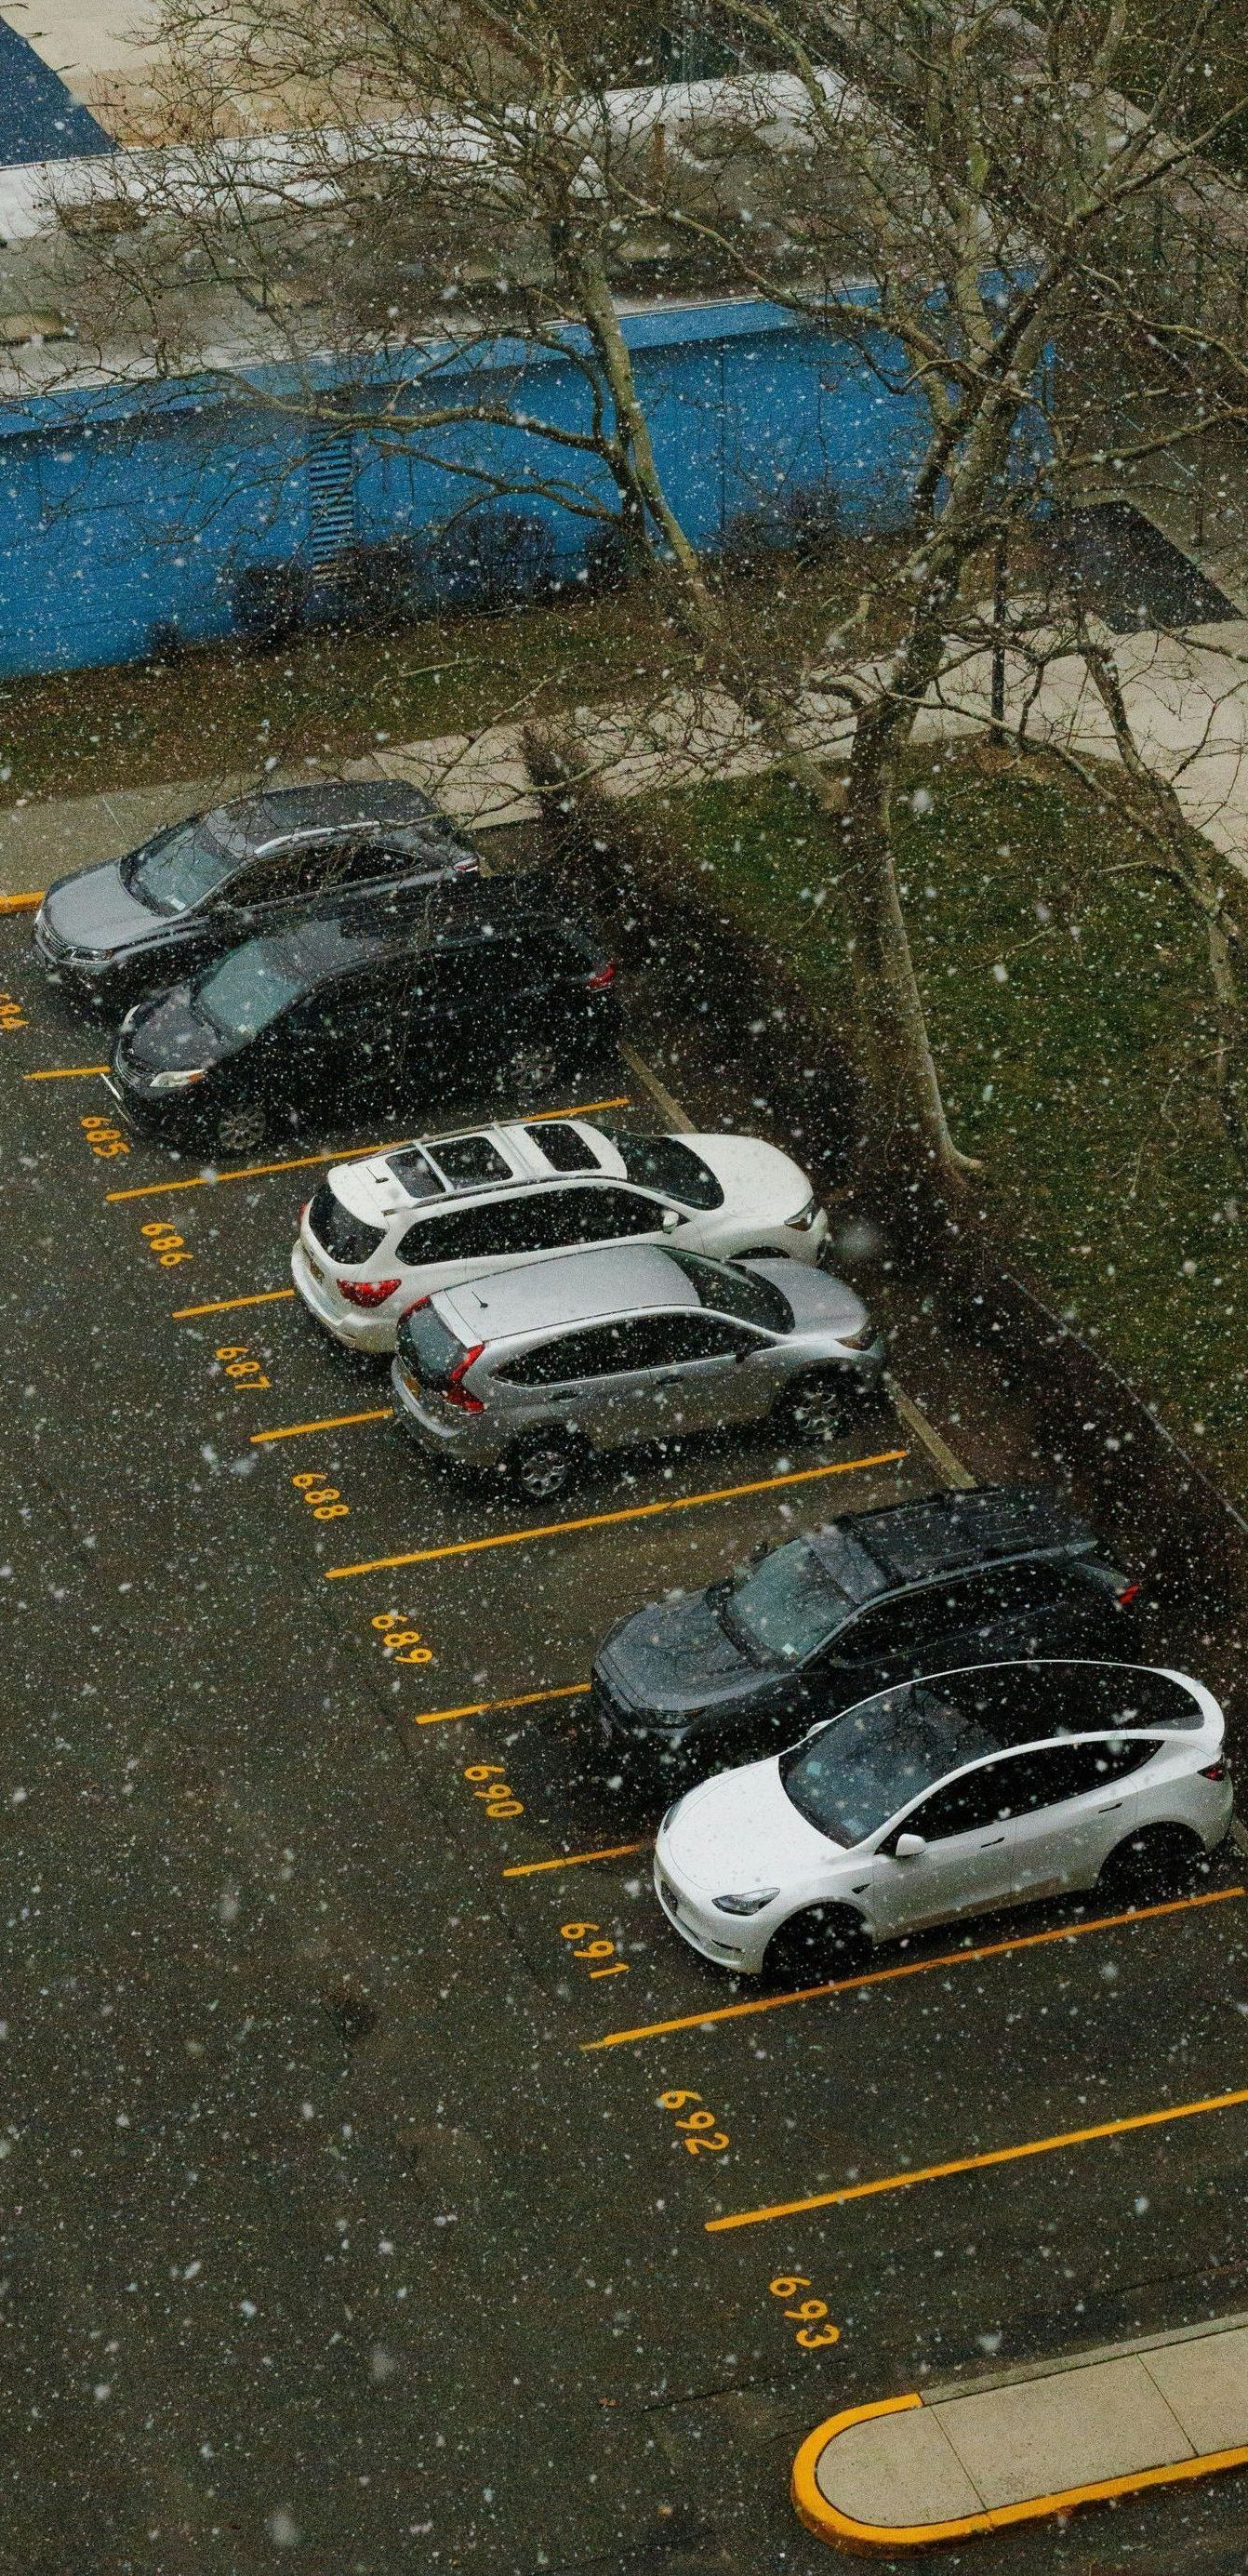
[1051,501,1238,631]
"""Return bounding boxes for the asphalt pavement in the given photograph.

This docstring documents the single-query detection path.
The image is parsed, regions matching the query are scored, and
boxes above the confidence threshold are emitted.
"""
[4,928,1248,2575]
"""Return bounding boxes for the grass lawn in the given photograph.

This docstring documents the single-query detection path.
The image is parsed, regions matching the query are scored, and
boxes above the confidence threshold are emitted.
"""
[0,541,909,808]
[646,752,1248,1499]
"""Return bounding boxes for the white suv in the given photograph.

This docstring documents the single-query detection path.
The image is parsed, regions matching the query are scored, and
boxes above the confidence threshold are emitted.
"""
[292,1115,829,1351]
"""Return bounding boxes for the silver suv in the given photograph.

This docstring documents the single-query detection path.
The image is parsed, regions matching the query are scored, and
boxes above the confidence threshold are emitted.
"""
[391,1243,885,1500]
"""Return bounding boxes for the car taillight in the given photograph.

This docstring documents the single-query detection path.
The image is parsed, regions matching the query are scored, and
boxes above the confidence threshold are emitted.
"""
[299,1201,311,1222]
[337,1277,401,1309]
[586,961,617,990]
[1201,1759,1228,1781]
[443,1341,485,1413]
[1116,1582,1141,1607]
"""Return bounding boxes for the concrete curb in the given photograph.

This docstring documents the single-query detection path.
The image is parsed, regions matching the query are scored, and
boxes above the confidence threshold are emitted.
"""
[792,2316,1248,2553]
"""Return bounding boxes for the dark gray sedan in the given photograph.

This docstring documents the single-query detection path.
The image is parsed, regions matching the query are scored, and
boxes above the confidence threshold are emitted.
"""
[32,779,479,1012]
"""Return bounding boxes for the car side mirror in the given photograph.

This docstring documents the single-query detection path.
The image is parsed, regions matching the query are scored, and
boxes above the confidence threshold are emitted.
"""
[661,1207,681,1231]
[894,1831,927,1860]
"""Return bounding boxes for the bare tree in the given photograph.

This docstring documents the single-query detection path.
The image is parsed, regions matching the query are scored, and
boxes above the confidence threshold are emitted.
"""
[31,0,1248,1188]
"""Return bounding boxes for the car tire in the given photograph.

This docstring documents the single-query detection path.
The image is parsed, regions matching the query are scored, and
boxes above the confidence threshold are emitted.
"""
[502,1039,560,1097]
[763,1903,870,1982]
[215,1102,270,1158]
[1097,1822,1206,1903]
[508,1429,584,1504]
[781,1369,847,1444]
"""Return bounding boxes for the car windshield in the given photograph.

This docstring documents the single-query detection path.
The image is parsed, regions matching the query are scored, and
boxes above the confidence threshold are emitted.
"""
[668,1249,790,1332]
[613,1134,724,1211]
[122,812,234,914]
[722,1538,852,1663]
[779,1685,997,1846]
[195,939,308,1039]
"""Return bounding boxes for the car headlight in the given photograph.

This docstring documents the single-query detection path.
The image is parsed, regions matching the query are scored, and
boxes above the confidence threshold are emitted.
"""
[712,1887,780,1916]
[789,1196,819,1230]
[148,1068,206,1092]
[839,1321,875,1351]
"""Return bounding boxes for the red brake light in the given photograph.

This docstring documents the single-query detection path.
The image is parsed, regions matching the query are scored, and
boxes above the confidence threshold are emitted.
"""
[587,961,617,990]
[1116,1582,1141,1607]
[1201,1759,1228,1782]
[443,1340,485,1412]
[337,1276,401,1309]
[299,1201,311,1221]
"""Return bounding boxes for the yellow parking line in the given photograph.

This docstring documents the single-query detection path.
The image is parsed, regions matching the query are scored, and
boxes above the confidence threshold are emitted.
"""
[173,1288,297,1320]
[325,1450,908,1580]
[105,1096,632,1202]
[249,1406,392,1446]
[706,2081,1248,2234]
[415,1680,591,1727]
[23,1064,111,1080]
[0,889,43,912]
[107,1141,417,1202]
[503,1841,650,1878]
[581,1885,1245,2051]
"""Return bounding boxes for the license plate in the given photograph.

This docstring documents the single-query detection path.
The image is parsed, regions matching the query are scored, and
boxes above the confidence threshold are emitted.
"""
[307,1255,325,1287]
[401,1368,421,1400]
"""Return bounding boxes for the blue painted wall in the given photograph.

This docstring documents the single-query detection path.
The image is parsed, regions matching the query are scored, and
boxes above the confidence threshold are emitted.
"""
[0,298,938,677]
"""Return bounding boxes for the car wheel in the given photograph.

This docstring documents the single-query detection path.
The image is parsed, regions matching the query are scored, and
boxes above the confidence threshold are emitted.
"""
[1097,1822,1206,1903]
[763,1903,869,1983]
[216,1102,270,1158]
[504,1040,560,1097]
[782,1370,845,1444]
[508,1430,583,1503]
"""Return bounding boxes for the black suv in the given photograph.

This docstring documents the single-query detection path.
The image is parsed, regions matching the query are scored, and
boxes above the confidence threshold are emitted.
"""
[108,878,619,1157]
[591,1484,1138,1758]
[33,780,480,1012]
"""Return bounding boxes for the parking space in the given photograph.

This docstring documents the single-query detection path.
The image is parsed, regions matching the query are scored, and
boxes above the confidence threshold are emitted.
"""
[8,920,1248,2572]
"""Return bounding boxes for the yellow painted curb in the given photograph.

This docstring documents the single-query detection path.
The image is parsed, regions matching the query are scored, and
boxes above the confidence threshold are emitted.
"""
[792,2396,991,2554]
[791,2392,1248,2554]
[0,889,43,912]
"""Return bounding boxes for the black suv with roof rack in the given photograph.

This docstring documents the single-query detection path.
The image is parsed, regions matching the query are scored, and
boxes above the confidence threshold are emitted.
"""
[108,876,619,1160]
[591,1483,1139,1757]
[33,780,481,1013]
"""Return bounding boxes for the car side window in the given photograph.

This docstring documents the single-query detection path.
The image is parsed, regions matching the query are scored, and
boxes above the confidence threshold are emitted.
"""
[222,858,286,910]
[972,1563,1074,1622]
[897,1577,992,1648]
[399,1190,574,1264]
[904,1761,1016,1840]
[528,1322,636,1384]
[330,839,406,890]
[395,1202,506,1265]
[1002,1737,1154,1813]
[545,1185,663,1244]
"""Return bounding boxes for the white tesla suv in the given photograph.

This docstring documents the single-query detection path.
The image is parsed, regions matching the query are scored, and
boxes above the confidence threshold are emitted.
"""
[654,1660,1232,1974]
[292,1114,829,1352]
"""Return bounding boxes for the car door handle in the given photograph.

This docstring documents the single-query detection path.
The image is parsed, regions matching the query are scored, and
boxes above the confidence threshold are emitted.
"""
[980,1834,1008,1846]
[1094,1799,1122,1813]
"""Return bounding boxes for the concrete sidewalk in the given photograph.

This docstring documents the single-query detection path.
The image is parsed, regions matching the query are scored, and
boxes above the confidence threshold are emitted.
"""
[8,604,1248,898]
[792,2312,1248,2553]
